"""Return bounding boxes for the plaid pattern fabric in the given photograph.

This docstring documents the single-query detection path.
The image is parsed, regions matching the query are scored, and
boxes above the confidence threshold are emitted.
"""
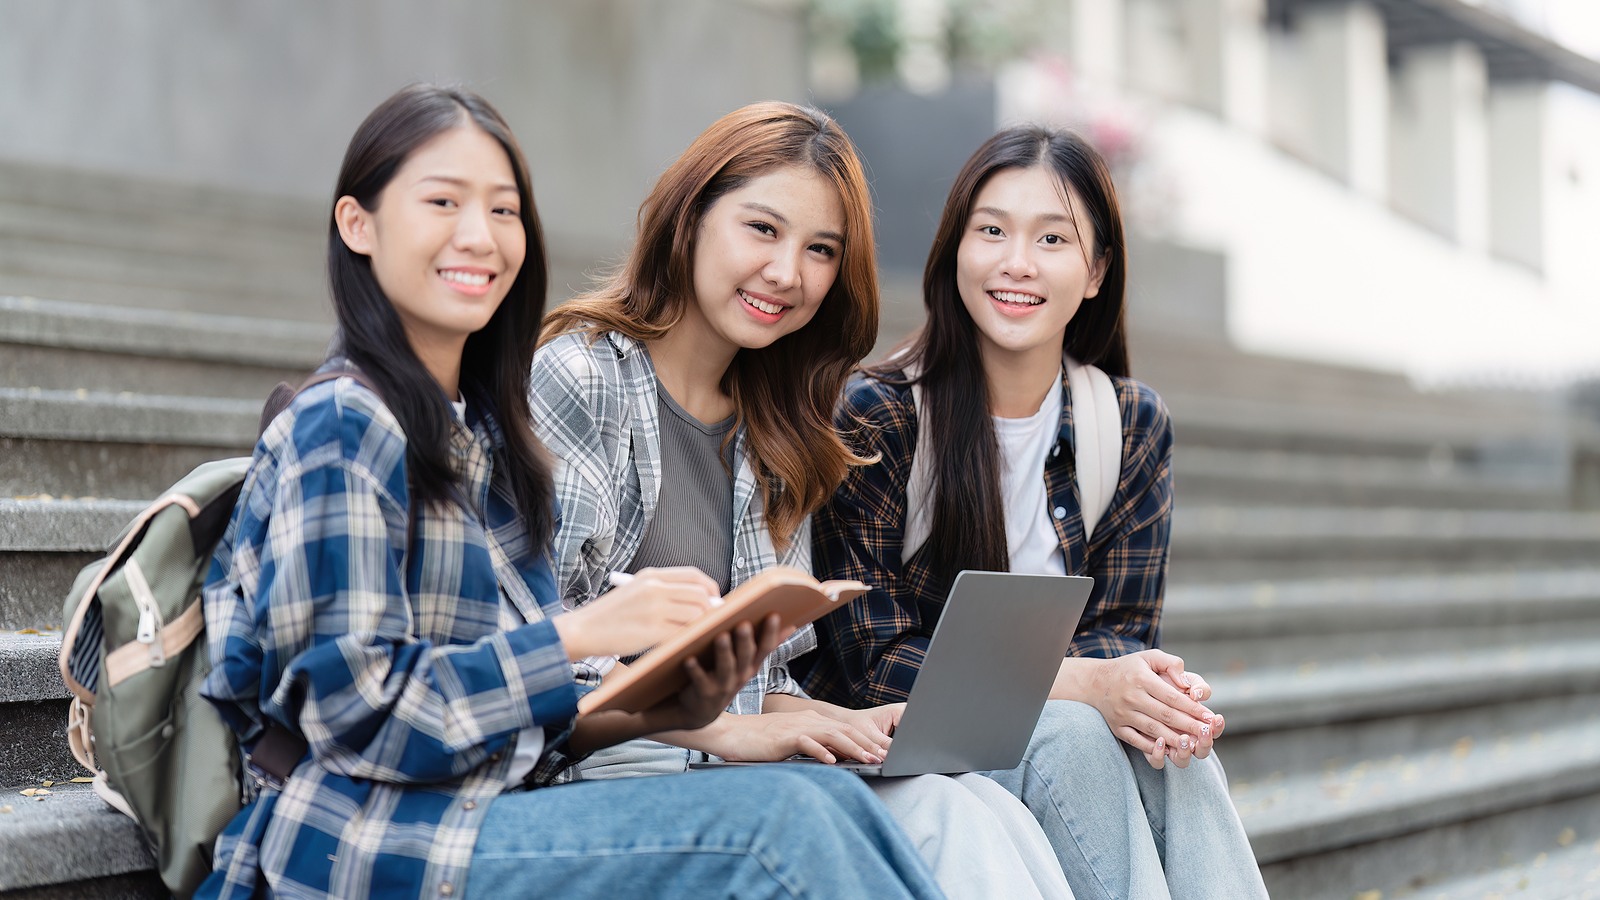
[530,330,816,715]
[198,372,588,900]
[804,366,1174,708]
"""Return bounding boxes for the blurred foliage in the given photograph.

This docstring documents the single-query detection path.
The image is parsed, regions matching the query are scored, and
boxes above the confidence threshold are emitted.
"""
[808,0,1043,84]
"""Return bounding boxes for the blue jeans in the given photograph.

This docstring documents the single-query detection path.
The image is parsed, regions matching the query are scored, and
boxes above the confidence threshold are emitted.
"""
[982,701,1268,900]
[465,765,946,899]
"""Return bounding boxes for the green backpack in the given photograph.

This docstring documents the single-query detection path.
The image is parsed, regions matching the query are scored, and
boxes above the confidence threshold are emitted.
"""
[58,456,252,898]
[57,369,373,898]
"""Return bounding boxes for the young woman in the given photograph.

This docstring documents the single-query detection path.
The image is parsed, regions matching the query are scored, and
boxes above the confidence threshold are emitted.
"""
[531,102,1072,900]
[802,126,1269,899]
[196,84,944,900]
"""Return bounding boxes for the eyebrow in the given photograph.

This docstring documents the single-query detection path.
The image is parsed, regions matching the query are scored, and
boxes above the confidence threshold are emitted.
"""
[415,175,520,194]
[972,205,1073,225]
[742,201,845,245]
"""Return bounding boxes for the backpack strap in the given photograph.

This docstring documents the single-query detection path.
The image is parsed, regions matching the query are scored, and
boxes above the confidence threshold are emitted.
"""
[1066,357,1123,540]
[901,358,1124,562]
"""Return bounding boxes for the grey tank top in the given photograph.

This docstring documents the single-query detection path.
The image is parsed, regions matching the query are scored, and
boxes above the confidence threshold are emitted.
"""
[627,381,736,593]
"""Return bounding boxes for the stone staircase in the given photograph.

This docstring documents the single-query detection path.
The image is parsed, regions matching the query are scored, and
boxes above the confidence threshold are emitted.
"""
[4,167,1600,899]
[1139,341,1600,897]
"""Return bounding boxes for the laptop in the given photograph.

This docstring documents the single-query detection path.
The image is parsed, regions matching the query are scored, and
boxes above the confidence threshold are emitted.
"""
[692,571,1093,778]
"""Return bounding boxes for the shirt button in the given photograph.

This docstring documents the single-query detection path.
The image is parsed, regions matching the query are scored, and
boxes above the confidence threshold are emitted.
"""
[440,883,455,896]
[463,800,477,810]
[1053,506,1067,520]
[736,555,746,568]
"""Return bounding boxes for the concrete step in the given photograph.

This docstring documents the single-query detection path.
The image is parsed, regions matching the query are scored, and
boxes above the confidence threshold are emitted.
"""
[0,633,76,788]
[1169,506,1600,580]
[1174,445,1570,510]
[0,159,317,231]
[1237,704,1600,868]
[0,781,159,896]
[0,237,323,317]
[0,199,319,270]
[0,295,328,397]
[0,388,259,498]
[1167,392,1564,461]
[0,498,147,631]
[1259,782,1600,899]
[1206,635,1600,735]
[1163,568,1600,640]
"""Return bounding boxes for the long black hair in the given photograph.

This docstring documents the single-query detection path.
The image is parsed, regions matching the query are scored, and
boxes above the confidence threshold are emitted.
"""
[868,125,1128,589]
[328,83,555,546]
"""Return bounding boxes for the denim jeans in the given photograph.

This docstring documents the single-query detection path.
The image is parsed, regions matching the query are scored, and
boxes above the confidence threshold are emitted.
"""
[580,739,1070,899]
[982,701,1269,900]
[465,765,945,899]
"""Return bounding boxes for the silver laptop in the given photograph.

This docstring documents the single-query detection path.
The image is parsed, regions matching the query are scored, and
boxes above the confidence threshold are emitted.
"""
[693,571,1093,778]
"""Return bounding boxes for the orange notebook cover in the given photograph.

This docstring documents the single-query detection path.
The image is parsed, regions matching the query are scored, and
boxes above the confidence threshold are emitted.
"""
[576,566,867,717]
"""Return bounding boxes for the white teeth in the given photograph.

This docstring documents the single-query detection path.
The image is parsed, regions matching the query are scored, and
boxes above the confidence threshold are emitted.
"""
[739,290,784,315]
[440,270,490,286]
[992,290,1043,306]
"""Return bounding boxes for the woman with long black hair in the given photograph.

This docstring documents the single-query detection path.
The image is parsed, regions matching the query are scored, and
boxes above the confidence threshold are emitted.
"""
[196,84,943,900]
[804,125,1268,900]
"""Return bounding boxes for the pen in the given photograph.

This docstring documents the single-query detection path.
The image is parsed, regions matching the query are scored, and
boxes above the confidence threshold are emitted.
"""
[606,570,724,607]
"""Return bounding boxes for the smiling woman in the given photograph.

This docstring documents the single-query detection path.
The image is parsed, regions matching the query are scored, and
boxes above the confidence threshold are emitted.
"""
[192,84,946,900]
[530,102,1075,899]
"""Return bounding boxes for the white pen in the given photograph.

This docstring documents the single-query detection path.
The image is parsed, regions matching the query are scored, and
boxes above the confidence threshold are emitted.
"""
[606,570,724,607]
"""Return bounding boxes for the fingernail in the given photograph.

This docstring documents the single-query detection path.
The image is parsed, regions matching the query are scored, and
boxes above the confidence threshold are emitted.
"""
[1184,673,1196,686]
[1203,712,1215,723]
[1201,723,1211,736]
[1191,688,1203,700]
[1155,738,1165,755]
[1180,735,1190,752]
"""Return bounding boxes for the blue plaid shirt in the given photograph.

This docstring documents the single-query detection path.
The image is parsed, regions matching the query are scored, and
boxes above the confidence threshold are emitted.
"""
[803,366,1174,708]
[199,373,584,900]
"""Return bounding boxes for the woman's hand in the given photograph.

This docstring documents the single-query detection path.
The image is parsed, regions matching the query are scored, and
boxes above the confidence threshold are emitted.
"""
[815,701,904,743]
[569,615,790,754]
[646,615,788,733]
[1077,650,1218,770]
[706,707,892,765]
[554,567,719,660]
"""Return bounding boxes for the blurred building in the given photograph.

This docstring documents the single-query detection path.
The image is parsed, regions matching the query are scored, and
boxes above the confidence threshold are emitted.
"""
[819,0,1600,385]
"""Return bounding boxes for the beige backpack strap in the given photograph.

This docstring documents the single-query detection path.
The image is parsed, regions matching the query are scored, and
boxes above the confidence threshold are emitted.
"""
[1066,357,1123,539]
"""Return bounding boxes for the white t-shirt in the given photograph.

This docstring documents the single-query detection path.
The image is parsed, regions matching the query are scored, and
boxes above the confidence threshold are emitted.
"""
[994,374,1068,577]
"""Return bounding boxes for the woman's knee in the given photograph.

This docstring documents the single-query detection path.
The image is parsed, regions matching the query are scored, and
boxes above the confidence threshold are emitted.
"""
[1029,700,1130,772]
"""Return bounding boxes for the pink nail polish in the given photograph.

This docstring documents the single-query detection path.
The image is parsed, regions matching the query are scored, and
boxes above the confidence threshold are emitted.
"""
[1180,735,1190,751]
[1201,723,1211,736]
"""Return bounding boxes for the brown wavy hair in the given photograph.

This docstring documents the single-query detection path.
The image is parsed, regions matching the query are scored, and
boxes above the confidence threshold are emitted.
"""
[541,102,878,552]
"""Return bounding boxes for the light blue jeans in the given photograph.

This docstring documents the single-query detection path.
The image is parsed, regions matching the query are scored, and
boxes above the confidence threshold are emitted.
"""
[982,701,1269,900]
[465,765,945,899]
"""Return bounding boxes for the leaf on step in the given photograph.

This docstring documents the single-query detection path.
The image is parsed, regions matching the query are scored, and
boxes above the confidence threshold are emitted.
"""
[1354,890,1382,900]
[19,788,37,796]
[15,628,39,635]
[70,777,93,783]
[1558,828,1577,847]
[1451,737,1474,759]
[0,806,11,814]
[39,781,53,787]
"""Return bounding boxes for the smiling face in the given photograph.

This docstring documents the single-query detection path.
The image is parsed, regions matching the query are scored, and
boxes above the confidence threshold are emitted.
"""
[335,123,526,360]
[956,164,1108,368]
[683,165,846,361]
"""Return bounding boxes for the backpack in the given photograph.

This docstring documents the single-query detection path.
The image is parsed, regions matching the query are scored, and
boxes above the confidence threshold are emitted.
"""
[56,368,369,898]
[902,356,1123,561]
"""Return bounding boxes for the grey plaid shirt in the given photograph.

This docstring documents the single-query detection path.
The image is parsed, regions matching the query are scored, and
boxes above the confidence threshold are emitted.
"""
[530,330,816,717]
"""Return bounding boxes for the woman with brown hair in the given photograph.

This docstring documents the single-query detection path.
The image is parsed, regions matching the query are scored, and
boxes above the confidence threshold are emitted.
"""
[532,101,1072,899]
[804,125,1269,899]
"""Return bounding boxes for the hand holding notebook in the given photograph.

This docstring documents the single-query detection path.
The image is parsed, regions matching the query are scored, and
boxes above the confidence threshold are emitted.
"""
[578,566,868,717]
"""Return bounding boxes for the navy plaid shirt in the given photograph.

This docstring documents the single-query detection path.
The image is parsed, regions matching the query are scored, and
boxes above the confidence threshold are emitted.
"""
[199,373,586,900]
[803,366,1174,708]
